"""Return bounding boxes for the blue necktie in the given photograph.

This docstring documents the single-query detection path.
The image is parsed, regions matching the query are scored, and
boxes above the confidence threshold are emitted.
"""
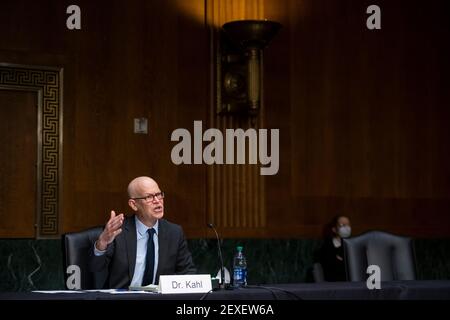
[142,228,156,286]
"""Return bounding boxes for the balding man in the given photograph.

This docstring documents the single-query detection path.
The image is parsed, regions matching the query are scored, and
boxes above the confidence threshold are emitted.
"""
[89,176,196,289]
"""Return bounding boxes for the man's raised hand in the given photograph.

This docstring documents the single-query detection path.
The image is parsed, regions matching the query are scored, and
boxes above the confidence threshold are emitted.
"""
[95,210,124,251]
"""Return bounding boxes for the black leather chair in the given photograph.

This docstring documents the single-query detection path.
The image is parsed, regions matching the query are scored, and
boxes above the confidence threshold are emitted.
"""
[343,230,416,282]
[62,226,107,289]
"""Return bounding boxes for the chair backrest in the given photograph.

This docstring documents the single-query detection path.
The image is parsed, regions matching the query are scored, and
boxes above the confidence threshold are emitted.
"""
[343,230,416,282]
[312,262,325,282]
[62,226,107,289]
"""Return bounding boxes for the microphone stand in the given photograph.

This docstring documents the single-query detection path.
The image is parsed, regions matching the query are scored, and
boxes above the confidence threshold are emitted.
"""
[207,223,227,289]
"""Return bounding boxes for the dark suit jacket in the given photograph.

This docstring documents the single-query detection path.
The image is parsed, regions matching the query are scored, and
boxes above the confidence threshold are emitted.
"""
[88,216,196,289]
[318,238,346,281]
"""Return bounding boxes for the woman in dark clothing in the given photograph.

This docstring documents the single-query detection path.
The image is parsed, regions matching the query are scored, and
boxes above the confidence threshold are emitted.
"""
[319,215,352,281]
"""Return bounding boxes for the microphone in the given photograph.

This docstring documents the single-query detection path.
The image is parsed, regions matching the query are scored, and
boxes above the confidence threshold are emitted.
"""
[207,223,226,289]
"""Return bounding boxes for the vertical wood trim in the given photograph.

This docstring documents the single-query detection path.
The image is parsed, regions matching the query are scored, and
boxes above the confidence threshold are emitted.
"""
[207,0,266,230]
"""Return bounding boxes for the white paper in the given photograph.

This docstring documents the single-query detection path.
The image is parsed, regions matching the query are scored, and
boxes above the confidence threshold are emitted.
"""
[32,290,84,294]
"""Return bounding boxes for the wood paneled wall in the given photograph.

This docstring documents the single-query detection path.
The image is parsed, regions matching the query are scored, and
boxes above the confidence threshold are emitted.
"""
[261,0,450,237]
[0,0,209,237]
[0,0,449,238]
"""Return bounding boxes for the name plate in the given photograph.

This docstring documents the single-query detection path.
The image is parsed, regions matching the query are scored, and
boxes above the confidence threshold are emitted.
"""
[159,274,212,294]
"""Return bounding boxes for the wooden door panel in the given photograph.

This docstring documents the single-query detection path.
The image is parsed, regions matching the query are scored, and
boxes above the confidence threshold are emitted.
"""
[0,89,37,237]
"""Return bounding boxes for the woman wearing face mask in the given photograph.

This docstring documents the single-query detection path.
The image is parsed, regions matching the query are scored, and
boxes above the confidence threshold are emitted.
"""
[318,215,352,281]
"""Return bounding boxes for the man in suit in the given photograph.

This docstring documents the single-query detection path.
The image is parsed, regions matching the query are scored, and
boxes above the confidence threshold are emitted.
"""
[89,176,196,289]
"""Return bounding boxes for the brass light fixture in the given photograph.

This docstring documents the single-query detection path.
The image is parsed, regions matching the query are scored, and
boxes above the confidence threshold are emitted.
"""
[217,20,282,116]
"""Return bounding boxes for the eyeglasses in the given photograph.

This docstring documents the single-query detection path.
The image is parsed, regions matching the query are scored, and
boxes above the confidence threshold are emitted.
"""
[131,191,165,203]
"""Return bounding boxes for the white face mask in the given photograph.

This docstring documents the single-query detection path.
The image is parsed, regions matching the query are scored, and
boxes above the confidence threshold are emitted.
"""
[338,225,351,238]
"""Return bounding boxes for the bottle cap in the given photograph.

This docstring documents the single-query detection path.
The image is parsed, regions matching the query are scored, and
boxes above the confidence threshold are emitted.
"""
[237,246,243,252]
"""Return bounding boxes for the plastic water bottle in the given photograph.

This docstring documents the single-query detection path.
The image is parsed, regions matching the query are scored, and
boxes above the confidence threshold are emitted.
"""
[233,246,247,287]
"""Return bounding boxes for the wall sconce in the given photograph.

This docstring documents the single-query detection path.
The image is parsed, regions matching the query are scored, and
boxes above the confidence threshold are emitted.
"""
[217,20,282,116]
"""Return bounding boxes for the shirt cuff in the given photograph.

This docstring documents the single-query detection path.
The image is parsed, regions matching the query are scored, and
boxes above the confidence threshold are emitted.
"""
[94,241,106,256]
